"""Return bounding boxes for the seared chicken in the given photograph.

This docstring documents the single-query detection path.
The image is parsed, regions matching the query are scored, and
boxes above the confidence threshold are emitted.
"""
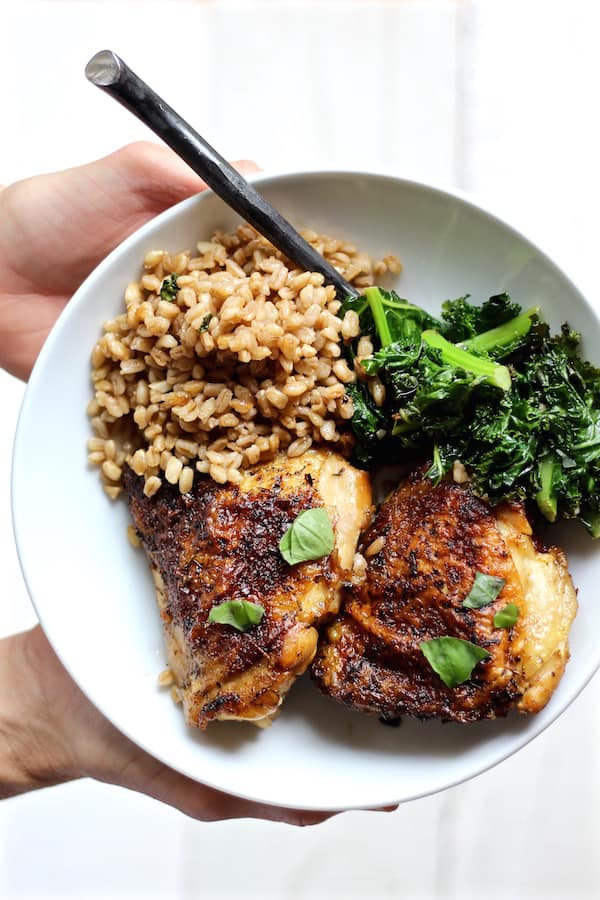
[312,467,577,722]
[125,450,371,728]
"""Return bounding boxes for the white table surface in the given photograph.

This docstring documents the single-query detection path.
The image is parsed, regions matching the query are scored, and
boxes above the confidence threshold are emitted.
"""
[2,1,600,897]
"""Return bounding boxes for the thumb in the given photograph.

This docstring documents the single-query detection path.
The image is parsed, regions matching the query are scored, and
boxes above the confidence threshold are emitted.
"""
[106,141,260,209]
[1,143,260,297]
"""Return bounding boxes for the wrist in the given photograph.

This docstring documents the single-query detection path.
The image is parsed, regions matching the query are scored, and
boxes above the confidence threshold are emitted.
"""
[0,629,74,798]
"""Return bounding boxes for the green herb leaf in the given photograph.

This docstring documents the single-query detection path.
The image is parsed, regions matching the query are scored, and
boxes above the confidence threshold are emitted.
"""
[208,599,265,631]
[198,313,213,333]
[160,273,179,302]
[493,603,520,629]
[419,637,490,688]
[462,572,506,609]
[279,507,334,565]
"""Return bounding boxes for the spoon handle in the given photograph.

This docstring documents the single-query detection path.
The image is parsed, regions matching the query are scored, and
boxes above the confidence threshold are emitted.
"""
[85,50,359,300]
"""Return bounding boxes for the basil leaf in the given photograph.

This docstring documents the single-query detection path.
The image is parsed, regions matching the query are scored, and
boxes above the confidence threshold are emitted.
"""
[420,637,490,688]
[279,507,335,565]
[208,599,265,631]
[198,313,213,333]
[493,603,520,629]
[462,572,506,609]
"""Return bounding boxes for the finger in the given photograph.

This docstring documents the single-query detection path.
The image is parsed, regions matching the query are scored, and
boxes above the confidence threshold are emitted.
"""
[158,772,334,826]
[0,145,260,301]
[198,793,334,827]
[108,141,260,209]
[108,745,333,826]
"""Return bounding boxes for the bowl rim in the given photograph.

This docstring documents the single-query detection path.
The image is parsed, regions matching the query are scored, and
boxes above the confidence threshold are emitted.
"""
[11,167,600,811]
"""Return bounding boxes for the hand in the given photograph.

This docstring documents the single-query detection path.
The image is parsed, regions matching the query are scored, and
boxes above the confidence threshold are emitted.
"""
[0,142,257,380]
[0,144,331,825]
[0,627,328,825]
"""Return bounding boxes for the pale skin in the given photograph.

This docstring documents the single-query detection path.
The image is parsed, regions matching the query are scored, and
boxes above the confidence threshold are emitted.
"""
[0,143,393,824]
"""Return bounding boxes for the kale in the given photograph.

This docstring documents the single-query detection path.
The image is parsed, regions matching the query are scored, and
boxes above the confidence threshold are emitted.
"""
[460,309,539,360]
[441,293,521,342]
[198,313,213,333]
[160,273,179,302]
[455,329,600,528]
[340,287,441,345]
[344,382,386,467]
[343,288,600,536]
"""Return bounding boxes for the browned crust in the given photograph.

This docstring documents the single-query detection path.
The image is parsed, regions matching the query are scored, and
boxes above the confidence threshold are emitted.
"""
[124,464,343,727]
[312,469,523,722]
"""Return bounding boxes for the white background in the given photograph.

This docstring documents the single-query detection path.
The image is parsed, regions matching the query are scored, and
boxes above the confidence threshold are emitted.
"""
[2,1,600,897]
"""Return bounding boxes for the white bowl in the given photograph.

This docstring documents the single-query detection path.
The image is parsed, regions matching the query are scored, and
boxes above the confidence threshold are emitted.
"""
[11,170,600,811]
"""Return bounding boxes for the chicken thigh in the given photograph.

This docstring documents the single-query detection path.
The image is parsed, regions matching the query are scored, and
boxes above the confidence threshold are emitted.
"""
[312,467,577,722]
[125,449,371,728]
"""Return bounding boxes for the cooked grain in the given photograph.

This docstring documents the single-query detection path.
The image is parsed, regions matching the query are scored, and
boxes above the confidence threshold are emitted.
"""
[365,536,386,558]
[157,668,174,687]
[369,378,386,408]
[87,225,400,494]
[127,524,141,548]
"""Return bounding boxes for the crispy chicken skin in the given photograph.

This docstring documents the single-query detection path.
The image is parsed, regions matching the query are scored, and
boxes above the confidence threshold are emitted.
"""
[125,450,371,729]
[312,468,577,722]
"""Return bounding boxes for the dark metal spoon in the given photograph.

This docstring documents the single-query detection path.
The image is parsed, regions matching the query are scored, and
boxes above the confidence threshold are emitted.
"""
[85,50,359,300]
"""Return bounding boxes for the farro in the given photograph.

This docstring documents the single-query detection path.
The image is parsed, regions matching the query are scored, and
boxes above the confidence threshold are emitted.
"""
[87,224,400,494]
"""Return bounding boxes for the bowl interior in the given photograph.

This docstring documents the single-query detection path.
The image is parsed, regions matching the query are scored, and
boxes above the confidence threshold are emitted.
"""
[12,171,600,810]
